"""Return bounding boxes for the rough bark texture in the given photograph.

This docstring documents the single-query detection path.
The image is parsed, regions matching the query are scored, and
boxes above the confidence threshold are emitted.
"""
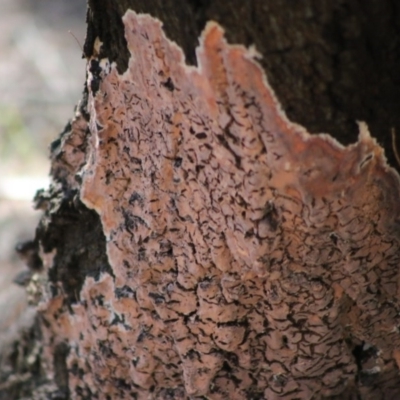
[2,1,400,400]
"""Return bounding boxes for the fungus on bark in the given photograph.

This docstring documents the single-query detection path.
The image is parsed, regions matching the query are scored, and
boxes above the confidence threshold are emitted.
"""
[31,10,400,399]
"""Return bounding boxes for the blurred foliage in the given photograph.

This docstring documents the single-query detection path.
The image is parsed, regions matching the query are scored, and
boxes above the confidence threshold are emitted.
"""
[0,105,42,164]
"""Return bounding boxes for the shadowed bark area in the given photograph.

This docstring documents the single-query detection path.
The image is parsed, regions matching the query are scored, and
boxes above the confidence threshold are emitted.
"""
[1,1,400,400]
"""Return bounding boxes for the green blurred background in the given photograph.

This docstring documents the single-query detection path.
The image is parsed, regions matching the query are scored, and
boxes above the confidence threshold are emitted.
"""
[0,0,86,333]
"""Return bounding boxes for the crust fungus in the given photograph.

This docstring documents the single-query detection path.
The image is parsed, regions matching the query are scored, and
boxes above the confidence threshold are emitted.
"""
[38,10,400,400]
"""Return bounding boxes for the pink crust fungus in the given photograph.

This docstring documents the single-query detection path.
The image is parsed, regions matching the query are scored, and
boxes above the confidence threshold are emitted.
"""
[39,10,400,400]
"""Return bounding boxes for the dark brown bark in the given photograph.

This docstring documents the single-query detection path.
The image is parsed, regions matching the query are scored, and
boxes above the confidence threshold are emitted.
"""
[1,1,400,399]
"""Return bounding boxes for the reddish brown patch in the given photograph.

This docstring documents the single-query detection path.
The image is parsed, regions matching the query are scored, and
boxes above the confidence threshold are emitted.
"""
[39,10,400,399]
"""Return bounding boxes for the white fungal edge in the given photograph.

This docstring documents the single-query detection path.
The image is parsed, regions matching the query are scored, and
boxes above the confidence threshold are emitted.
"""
[121,11,399,175]
[81,10,400,246]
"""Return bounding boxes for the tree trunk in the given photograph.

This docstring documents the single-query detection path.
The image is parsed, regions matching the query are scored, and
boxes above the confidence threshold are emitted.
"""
[2,1,400,399]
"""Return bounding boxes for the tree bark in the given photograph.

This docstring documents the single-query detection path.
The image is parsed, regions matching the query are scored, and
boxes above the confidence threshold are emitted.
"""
[2,1,400,399]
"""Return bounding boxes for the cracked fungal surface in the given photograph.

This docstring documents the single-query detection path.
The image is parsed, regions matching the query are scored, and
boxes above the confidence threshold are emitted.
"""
[39,10,400,400]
